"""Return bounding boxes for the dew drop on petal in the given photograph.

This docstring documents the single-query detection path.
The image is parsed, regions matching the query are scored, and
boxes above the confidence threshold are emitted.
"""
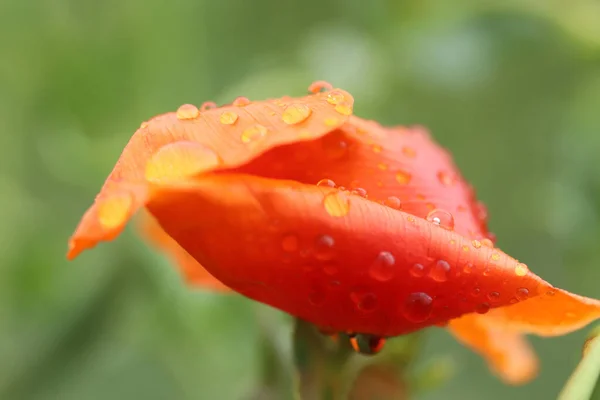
[317,179,336,188]
[145,141,221,182]
[139,121,149,129]
[176,104,199,120]
[490,253,500,261]
[282,103,312,124]
[487,291,500,302]
[471,287,481,297]
[324,117,340,127]
[322,137,348,160]
[384,196,402,210]
[426,209,455,230]
[395,170,412,185]
[326,90,345,105]
[475,303,490,314]
[515,263,529,277]
[314,235,335,261]
[402,292,433,323]
[481,238,494,248]
[472,240,482,249]
[200,101,217,111]
[437,170,456,186]
[483,268,492,277]
[429,260,451,282]
[323,191,350,217]
[351,187,368,198]
[369,251,396,282]
[308,80,333,93]
[350,290,378,312]
[463,263,474,274]
[281,234,299,252]
[97,193,133,230]
[219,111,239,125]
[334,102,353,116]
[241,124,268,143]
[409,263,426,278]
[516,287,529,300]
[232,96,251,106]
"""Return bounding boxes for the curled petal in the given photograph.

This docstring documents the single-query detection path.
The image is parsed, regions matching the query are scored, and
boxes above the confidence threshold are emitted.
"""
[68,88,354,259]
[145,173,555,337]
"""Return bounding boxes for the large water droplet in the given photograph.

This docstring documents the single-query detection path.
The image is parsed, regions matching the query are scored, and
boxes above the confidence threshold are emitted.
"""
[323,191,350,217]
[326,91,345,105]
[176,104,199,120]
[219,111,239,125]
[429,260,451,282]
[314,235,335,261]
[426,209,455,230]
[369,251,396,282]
[334,102,353,116]
[145,141,221,182]
[515,263,528,277]
[402,292,433,323]
[395,170,412,185]
[383,196,402,210]
[281,234,299,252]
[317,178,336,188]
[282,104,312,124]
[516,287,529,300]
[308,80,333,93]
[350,290,378,312]
[475,303,490,314]
[241,124,268,143]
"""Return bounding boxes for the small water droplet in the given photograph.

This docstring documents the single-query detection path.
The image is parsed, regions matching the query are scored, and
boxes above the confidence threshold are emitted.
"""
[351,187,367,198]
[437,171,456,186]
[326,91,345,105]
[308,80,333,93]
[314,234,335,261]
[471,287,481,297]
[481,238,494,248]
[324,117,340,127]
[402,146,416,158]
[483,268,492,277]
[402,292,433,323]
[176,104,199,120]
[350,290,378,312]
[282,103,312,124]
[472,240,482,249]
[515,263,528,277]
[241,124,268,143]
[281,234,299,252]
[395,170,412,185]
[335,102,353,116]
[409,263,426,278]
[475,303,490,314]
[490,253,500,261]
[463,263,474,274]
[317,179,336,188]
[429,260,451,282]
[384,196,402,210]
[487,291,500,302]
[232,96,250,106]
[516,287,529,300]
[140,121,149,129]
[426,209,455,230]
[308,286,326,306]
[200,101,217,111]
[323,191,350,217]
[219,111,239,125]
[369,251,396,282]
[322,137,348,160]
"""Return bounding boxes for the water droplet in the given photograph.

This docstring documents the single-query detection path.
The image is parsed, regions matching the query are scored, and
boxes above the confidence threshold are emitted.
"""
[402,146,416,158]
[322,137,348,160]
[429,260,451,282]
[369,251,396,282]
[145,141,221,182]
[475,303,490,314]
[490,253,500,261]
[409,263,426,278]
[350,290,378,312]
[323,191,350,217]
[471,287,481,297]
[317,178,336,188]
[308,80,333,93]
[472,240,482,249]
[402,292,433,323]
[326,91,345,105]
[395,170,412,185]
[546,289,557,297]
[139,121,149,129]
[437,171,456,186]
[487,291,500,302]
[481,238,494,248]
[483,268,492,277]
[97,193,133,230]
[324,117,340,127]
[200,101,217,111]
[308,285,326,306]
[463,263,474,274]
[515,263,528,277]
[426,209,455,230]
[335,102,353,116]
[241,124,268,143]
[314,235,335,261]
[219,111,239,125]
[282,103,312,124]
[176,104,199,120]
[516,287,529,300]
[384,196,402,210]
[232,96,250,106]
[281,234,299,252]
[351,187,367,198]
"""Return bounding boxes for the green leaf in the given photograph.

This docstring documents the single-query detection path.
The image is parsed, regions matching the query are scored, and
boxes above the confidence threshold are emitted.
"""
[558,326,600,400]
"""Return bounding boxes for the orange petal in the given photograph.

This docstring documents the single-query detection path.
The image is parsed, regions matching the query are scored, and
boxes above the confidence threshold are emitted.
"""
[67,88,354,259]
[138,211,231,292]
[144,173,555,337]
[448,314,538,385]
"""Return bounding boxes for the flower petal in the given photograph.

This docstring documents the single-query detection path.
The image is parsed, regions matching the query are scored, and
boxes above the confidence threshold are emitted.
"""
[67,88,354,259]
[139,211,231,292]
[144,173,554,337]
[448,314,538,385]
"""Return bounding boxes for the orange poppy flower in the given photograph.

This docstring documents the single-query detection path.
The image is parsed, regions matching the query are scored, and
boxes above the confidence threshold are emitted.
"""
[68,83,600,385]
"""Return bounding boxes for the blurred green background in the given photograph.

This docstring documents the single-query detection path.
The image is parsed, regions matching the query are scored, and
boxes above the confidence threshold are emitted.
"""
[2,0,600,399]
